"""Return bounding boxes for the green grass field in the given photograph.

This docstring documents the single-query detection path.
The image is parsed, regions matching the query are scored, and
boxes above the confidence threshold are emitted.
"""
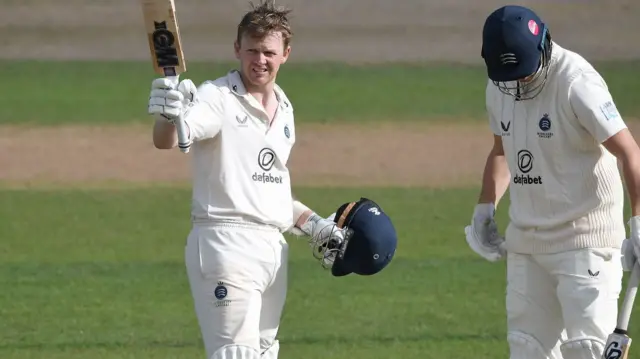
[2,187,639,359]
[1,187,512,359]
[2,60,640,358]
[2,60,640,125]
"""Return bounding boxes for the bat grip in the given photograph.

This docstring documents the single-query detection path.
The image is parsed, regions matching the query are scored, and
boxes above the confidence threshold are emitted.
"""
[175,112,190,153]
[164,71,191,154]
[617,262,640,331]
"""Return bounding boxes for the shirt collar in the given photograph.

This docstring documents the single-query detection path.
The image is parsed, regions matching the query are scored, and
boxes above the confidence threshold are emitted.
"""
[226,70,292,112]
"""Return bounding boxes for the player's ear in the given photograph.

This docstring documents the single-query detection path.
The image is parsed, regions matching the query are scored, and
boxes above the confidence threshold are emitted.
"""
[281,45,291,64]
[234,40,241,59]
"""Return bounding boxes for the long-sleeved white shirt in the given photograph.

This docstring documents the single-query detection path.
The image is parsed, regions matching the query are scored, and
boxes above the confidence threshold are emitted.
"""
[486,42,627,254]
[181,70,296,232]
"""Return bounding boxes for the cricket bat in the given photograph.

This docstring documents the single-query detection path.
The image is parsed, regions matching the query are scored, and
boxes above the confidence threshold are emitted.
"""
[140,0,191,153]
[602,263,640,359]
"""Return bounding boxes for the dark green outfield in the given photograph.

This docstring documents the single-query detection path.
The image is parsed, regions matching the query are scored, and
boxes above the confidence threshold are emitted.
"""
[1,187,638,359]
[2,60,639,125]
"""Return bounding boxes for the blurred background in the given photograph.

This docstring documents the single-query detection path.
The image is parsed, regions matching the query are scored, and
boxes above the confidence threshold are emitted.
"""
[3,0,640,62]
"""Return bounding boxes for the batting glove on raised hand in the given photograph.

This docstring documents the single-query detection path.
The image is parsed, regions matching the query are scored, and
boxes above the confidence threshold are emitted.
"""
[464,203,506,262]
[148,78,198,124]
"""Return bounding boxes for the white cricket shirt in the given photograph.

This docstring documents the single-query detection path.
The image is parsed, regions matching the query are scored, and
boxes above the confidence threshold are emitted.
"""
[181,70,296,232]
[486,42,627,254]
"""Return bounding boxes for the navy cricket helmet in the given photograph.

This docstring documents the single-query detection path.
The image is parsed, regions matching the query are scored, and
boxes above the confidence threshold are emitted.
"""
[329,197,398,277]
[481,5,553,100]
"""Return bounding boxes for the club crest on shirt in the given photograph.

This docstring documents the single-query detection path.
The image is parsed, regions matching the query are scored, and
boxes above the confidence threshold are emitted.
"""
[284,124,290,138]
[213,281,231,307]
[537,114,554,139]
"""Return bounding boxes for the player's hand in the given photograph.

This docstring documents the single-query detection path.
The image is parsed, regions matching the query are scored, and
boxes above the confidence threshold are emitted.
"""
[621,238,637,272]
[624,216,640,271]
[300,213,345,268]
[464,203,506,262]
[148,78,198,123]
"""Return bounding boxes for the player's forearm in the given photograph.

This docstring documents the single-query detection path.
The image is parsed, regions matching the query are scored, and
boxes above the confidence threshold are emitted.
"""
[292,197,314,228]
[291,192,324,230]
[621,156,640,216]
[478,149,511,206]
[153,118,178,149]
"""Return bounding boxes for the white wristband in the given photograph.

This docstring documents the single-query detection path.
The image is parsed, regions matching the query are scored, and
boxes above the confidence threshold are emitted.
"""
[292,200,311,223]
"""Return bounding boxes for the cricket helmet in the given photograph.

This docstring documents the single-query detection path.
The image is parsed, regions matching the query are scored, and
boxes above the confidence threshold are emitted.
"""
[327,197,398,277]
[481,5,553,100]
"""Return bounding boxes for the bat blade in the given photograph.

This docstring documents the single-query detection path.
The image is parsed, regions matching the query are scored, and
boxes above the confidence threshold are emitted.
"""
[603,331,631,359]
[141,0,186,76]
[140,0,191,153]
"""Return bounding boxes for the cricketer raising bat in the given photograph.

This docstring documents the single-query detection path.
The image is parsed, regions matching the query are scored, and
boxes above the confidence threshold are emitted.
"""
[140,0,191,153]
[602,263,640,359]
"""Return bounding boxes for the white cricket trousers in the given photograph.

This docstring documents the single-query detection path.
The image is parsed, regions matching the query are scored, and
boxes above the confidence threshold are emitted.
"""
[185,223,288,359]
[506,247,623,359]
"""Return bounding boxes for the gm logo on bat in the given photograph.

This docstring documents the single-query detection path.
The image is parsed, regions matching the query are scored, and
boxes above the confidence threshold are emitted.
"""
[151,21,180,69]
[253,148,284,184]
[513,149,543,185]
[604,340,623,359]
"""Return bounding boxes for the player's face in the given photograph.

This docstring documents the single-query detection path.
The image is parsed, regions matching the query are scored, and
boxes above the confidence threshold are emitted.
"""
[234,31,290,90]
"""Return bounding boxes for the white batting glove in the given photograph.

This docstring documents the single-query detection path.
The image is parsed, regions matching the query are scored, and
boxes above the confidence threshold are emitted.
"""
[299,213,345,268]
[464,203,506,262]
[622,216,640,271]
[621,238,637,272]
[147,78,198,123]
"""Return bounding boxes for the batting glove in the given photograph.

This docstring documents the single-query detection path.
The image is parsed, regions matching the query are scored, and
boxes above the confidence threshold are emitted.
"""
[622,216,640,271]
[148,78,198,123]
[464,203,506,262]
[299,213,345,268]
[621,238,637,272]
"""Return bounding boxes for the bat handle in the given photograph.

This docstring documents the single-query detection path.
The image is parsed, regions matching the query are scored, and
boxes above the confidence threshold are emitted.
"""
[617,262,640,331]
[164,70,191,154]
[175,110,191,154]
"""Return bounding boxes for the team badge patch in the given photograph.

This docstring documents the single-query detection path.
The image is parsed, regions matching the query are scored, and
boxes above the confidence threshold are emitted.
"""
[537,113,553,139]
[600,101,620,121]
[214,281,231,307]
[214,282,227,300]
[284,124,290,138]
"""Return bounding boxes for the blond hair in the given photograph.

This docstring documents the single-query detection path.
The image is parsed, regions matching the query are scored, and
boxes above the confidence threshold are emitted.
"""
[237,1,293,48]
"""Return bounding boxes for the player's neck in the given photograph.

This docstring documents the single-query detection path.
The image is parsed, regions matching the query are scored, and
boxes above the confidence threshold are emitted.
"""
[238,71,279,122]
[247,83,277,110]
